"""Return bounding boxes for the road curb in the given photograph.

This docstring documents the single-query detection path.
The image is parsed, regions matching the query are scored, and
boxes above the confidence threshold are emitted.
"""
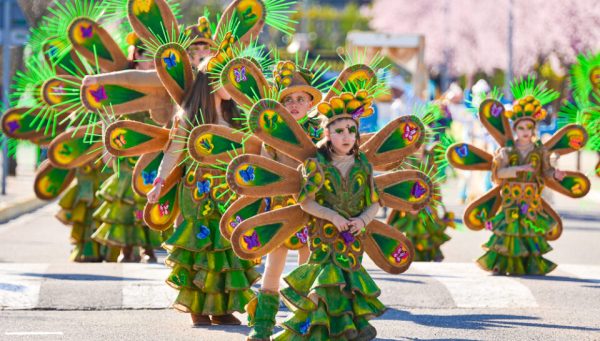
[0,196,49,224]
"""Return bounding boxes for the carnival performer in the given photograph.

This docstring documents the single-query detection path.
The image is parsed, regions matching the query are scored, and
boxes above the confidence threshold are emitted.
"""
[447,76,591,275]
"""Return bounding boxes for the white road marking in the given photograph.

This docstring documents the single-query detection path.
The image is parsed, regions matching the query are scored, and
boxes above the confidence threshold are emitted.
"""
[559,264,600,282]
[5,332,64,336]
[0,264,48,310]
[410,262,539,308]
[121,264,176,309]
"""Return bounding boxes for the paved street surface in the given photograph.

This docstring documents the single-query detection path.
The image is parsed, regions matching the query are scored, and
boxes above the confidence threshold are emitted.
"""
[1,151,600,341]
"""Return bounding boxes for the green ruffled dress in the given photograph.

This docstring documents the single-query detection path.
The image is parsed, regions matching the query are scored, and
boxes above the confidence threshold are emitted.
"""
[478,143,557,275]
[388,207,451,262]
[163,165,260,315]
[55,163,112,262]
[276,151,385,340]
[91,157,163,251]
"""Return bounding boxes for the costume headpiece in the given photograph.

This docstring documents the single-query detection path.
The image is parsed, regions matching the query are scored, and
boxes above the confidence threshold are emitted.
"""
[505,76,559,126]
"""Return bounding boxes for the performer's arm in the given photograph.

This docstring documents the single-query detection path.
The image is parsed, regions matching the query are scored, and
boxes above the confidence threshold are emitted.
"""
[493,148,532,179]
[300,197,350,232]
[83,70,162,87]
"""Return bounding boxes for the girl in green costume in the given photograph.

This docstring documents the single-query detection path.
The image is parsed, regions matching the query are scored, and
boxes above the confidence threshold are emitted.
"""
[146,63,260,326]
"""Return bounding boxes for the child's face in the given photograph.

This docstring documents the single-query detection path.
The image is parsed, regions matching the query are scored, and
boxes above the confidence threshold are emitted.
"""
[282,91,312,121]
[188,43,212,66]
[327,119,358,155]
[515,119,535,142]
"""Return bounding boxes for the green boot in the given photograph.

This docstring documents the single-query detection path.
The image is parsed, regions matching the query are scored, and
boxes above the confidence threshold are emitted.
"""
[247,290,280,341]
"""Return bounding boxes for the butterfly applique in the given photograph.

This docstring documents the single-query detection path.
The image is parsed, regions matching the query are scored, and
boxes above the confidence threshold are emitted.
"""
[47,184,59,196]
[134,0,153,14]
[163,53,177,69]
[134,210,144,220]
[7,120,20,133]
[339,230,355,245]
[234,66,247,82]
[159,201,170,216]
[477,208,488,221]
[309,125,323,140]
[80,24,93,38]
[196,225,210,239]
[568,136,584,149]
[89,86,107,102]
[198,138,213,152]
[264,197,271,212]
[571,183,582,195]
[520,203,529,215]
[243,230,260,250]
[141,170,157,185]
[171,268,188,286]
[299,318,311,335]
[113,134,127,148]
[296,227,309,244]
[196,179,211,195]
[239,166,255,183]
[53,84,65,95]
[59,144,72,156]
[263,113,278,130]
[392,245,409,263]
[403,123,418,142]
[230,215,243,229]
[455,144,469,158]
[410,181,426,199]
[241,7,257,21]
[490,102,503,118]
[47,44,58,57]
[351,106,365,120]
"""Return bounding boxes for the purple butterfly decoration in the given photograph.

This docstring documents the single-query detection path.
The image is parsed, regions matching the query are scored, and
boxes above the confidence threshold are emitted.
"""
[159,201,170,216]
[392,245,408,263]
[230,215,243,229]
[296,227,309,244]
[134,210,143,220]
[7,120,20,133]
[403,124,417,142]
[53,84,65,95]
[80,24,93,38]
[411,181,426,199]
[299,318,311,335]
[90,86,107,102]
[490,102,503,118]
[520,203,529,215]
[455,144,469,158]
[351,106,365,120]
[234,66,247,82]
[340,230,355,245]
[243,231,260,250]
[485,221,493,231]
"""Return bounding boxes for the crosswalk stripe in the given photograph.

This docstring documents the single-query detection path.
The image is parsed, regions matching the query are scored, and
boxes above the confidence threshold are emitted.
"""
[0,264,48,310]
[121,264,176,309]
[410,262,539,308]
[558,264,600,282]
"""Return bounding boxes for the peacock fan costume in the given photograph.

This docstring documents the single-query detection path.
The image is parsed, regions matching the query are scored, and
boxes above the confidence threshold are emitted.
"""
[98,0,299,325]
[558,51,600,176]
[447,76,591,275]
[214,53,437,339]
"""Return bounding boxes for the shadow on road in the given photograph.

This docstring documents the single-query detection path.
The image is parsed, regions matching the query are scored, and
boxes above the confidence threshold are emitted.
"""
[519,274,600,285]
[380,308,600,332]
[19,273,147,281]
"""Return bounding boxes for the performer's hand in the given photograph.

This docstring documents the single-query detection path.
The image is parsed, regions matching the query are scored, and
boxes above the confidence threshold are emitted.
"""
[518,164,534,172]
[147,178,164,204]
[82,76,97,87]
[554,169,566,181]
[332,214,350,232]
[348,218,365,235]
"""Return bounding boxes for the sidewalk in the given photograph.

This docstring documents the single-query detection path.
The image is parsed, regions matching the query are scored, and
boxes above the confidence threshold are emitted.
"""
[0,144,48,223]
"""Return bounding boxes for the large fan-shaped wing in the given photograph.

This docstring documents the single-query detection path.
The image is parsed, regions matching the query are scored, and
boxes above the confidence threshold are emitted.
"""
[221,58,271,108]
[41,76,80,112]
[363,220,414,274]
[47,125,103,169]
[34,160,75,200]
[463,185,502,231]
[104,120,169,157]
[248,99,317,162]
[544,171,590,198]
[154,43,193,104]
[188,124,262,164]
[361,115,426,167]
[1,108,63,141]
[226,154,302,197]
[375,170,433,211]
[132,152,183,197]
[446,142,493,171]
[323,64,375,102]
[541,198,563,241]
[68,18,129,72]
[127,0,179,43]
[143,182,180,231]
[543,124,588,156]
[478,99,512,146]
[230,205,310,260]
[220,195,267,240]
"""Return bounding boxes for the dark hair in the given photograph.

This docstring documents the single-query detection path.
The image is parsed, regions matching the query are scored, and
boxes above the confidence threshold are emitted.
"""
[317,118,360,161]
[180,71,241,128]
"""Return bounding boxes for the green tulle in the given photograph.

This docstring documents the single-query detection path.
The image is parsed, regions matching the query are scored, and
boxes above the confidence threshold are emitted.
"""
[275,262,385,340]
[477,207,556,275]
[388,209,450,262]
[248,291,280,339]
[163,182,260,315]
